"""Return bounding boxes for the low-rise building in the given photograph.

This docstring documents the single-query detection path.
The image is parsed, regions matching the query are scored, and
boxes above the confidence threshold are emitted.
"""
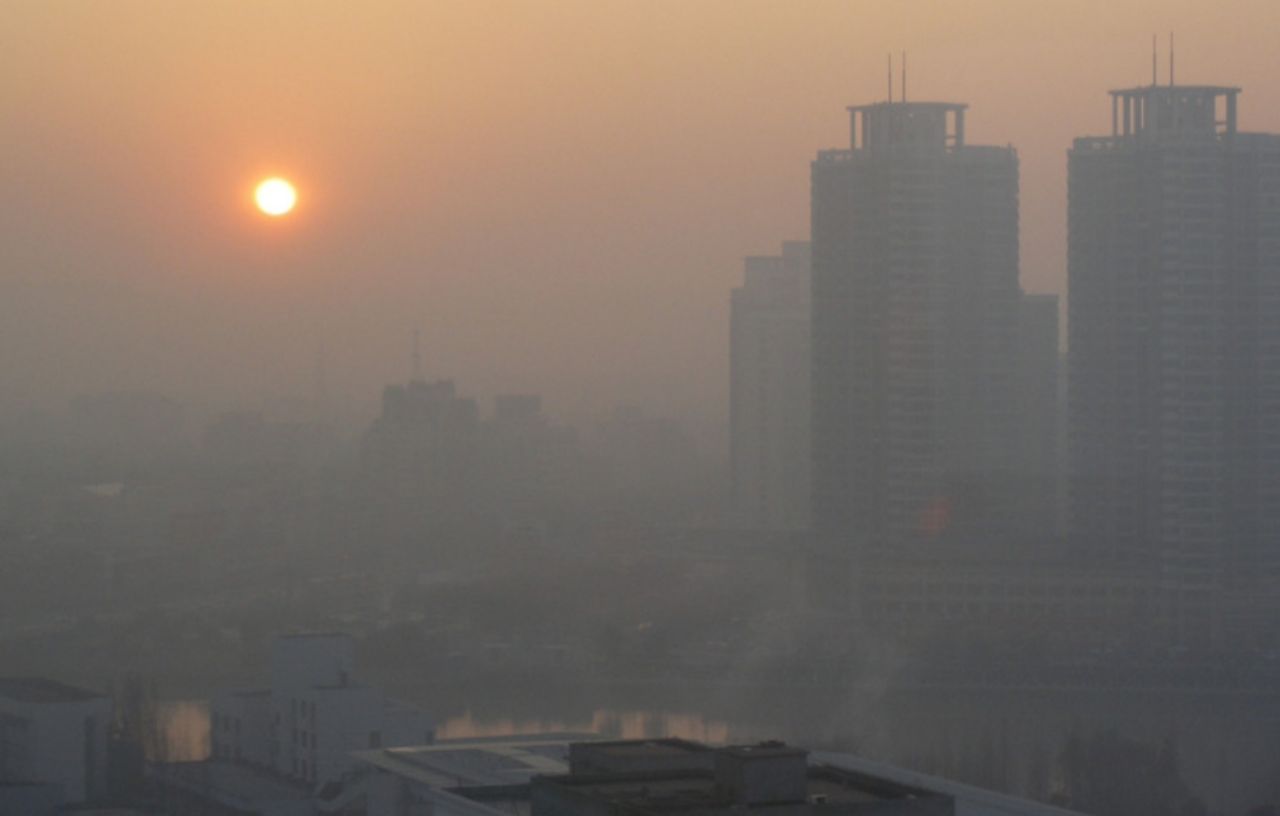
[207,633,433,790]
[353,737,1086,816]
[0,676,112,808]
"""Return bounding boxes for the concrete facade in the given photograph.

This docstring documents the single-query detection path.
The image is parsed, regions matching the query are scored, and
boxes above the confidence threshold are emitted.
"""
[730,241,812,531]
[209,633,434,789]
[0,677,112,806]
[811,101,1023,557]
[1068,84,1280,593]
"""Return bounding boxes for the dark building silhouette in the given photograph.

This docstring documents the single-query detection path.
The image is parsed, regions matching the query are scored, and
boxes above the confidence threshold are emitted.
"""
[1068,84,1280,588]
[810,100,1024,557]
[730,241,811,531]
[361,378,587,536]
[363,378,481,481]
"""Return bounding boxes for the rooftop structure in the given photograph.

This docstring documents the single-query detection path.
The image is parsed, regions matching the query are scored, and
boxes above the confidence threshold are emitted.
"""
[0,677,105,704]
[535,741,949,816]
[353,738,1086,816]
[845,101,968,152]
[1104,85,1240,141]
[569,738,714,775]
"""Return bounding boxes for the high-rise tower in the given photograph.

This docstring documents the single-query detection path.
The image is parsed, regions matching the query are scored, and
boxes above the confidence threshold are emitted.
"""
[810,101,1024,555]
[730,241,811,531]
[1068,83,1280,584]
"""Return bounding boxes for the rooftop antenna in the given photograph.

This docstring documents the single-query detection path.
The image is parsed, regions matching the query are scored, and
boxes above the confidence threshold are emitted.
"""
[901,51,907,102]
[1152,33,1158,86]
[1169,32,1175,86]
[887,52,893,103]
[411,327,423,381]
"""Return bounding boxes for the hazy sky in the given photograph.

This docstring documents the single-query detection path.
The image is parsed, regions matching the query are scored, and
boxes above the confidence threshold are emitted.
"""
[5,1,1280,443]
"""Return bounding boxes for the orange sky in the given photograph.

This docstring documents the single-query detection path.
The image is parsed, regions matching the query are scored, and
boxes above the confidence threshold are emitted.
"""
[4,0,1280,443]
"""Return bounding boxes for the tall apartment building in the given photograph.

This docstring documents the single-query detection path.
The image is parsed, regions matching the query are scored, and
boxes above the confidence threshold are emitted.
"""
[730,241,811,530]
[811,100,1025,556]
[1069,84,1280,584]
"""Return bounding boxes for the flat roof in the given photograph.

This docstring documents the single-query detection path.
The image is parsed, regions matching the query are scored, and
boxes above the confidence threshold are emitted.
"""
[583,738,712,759]
[354,737,582,788]
[1109,84,1240,96]
[536,765,919,813]
[717,741,806,759]
[847,101,968,112]
[355,738,1090,816]
[0,677,105,703]
[813,752,1090,816]
[152,760,310,804]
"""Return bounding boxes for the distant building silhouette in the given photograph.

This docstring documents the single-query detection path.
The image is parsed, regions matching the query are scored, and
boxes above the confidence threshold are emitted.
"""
[730,241,811,531]
[361,378,585,532]
[362,378,481,483]
[1068,84,1280,588]
[810,100,1026,556]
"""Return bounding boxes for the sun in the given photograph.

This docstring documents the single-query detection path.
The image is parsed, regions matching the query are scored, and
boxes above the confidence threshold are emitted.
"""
[254,177,297,217]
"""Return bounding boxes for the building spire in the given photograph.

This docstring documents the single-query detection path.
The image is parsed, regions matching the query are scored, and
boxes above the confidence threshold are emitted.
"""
[1152,33,1158,86]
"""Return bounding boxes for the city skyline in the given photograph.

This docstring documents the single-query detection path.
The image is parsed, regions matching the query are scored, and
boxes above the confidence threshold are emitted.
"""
[6,2,1280,449]
[8,8,1280,812]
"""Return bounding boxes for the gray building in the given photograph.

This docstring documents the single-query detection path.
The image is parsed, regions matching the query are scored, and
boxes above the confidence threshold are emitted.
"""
[0,678,112,810]
[730,241,811,531]
[1068,84,1280,589]
[353,737,1088,816]
[811,100,1024,557]
[1016,294,1062,542]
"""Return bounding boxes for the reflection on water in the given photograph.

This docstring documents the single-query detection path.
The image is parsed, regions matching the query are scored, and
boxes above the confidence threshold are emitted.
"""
[150,689,1280,814]
[159,702,731,763]
[156,700,210,761]
[438,709,734,744]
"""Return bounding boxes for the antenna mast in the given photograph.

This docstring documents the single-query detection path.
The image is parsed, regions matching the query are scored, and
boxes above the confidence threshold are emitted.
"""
[1152,33,1157,86]
[901,51,907,102]
[1169,32,1175,86]
[887,53,893,102]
